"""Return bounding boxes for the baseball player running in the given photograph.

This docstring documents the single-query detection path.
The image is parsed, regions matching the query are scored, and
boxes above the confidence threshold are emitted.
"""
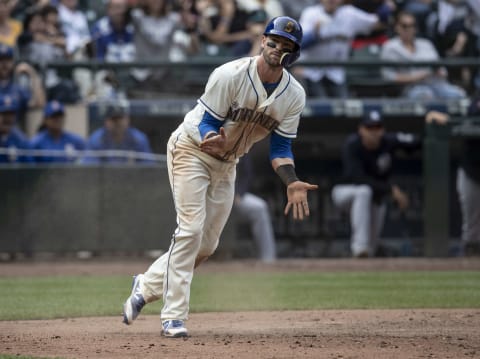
[122,16,318,338]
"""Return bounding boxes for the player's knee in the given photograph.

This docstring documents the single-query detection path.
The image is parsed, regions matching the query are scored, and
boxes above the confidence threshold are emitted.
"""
[198,243,218,258]
[356,185,373,199]
[250,199,269,217]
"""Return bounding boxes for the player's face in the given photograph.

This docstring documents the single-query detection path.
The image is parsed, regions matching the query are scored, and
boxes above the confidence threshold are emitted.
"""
[396,14,417,41]
[108,0,128,25]
[46,113,65,133]
[262,35,295,68]
[359,124,385,150]
[106,115,129,136]
[0,111,15,134]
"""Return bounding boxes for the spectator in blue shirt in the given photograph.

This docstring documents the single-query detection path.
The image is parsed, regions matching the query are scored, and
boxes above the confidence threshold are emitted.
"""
[91,0,135,63]
[0,43,46,125]
[91,0,135,99]
[30,100,86,163]
[84,101,153,164]
[0,94,33,163]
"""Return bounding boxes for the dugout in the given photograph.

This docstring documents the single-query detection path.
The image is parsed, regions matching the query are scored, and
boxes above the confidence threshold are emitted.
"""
[0,97,475,259]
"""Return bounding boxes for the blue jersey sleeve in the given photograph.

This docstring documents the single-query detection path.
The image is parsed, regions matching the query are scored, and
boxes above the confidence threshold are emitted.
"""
[269,131,294,161]
[198,110,223,139]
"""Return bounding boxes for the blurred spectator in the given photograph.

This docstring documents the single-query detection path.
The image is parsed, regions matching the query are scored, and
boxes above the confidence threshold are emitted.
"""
[30,100,86,163]
[278,0,317,19]
[425,0,474,89]
[195,0,236,55]
[234,154,277,263]
[17,6,80,103]
[0,94,32,163]
[175,0,200,36]
[426,0,469,56]
[380,11,467,99]
[331,109,445,257]
[235,0,284,55]
[400,0,435,36]
[58,0,92,98]
[465,0,480,90]
[17,6,67,60]
[0,0,23,47]
[11,0,51,21]
[90,0,135,99]
[57,0,91,56]
[425,95,480,257]
[294,0,381,98]
[0,43,46,125]
[83,101,153,164]
[196,0,268,56]
[91,0,135,62]
[351,0,395,49]
[129,0,197,93]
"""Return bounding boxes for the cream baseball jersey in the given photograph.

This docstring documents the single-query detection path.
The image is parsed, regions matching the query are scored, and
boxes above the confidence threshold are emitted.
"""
[183,56,306,161]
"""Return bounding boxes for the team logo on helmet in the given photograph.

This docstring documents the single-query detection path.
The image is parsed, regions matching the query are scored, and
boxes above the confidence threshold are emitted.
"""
[284,21,295,33]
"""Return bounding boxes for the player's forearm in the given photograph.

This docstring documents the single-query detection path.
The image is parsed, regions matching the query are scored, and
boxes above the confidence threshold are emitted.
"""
[272,158,299,186]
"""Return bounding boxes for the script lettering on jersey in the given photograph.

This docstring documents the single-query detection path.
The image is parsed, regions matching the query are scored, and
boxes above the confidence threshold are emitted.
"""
[227,107,278,131]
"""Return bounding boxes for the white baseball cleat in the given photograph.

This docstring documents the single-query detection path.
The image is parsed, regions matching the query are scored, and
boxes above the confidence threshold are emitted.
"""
[162,320,188,338]
[122,274,146,325]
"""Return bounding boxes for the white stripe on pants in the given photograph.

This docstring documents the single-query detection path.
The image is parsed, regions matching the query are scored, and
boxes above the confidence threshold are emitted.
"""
[142,125,236,320]
[332,184,386,256]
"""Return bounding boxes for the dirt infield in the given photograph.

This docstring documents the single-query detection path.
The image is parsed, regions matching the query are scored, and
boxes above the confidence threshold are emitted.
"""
[1,258,480,359]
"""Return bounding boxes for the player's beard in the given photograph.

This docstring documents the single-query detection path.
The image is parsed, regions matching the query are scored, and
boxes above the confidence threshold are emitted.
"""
[263,51,282,68]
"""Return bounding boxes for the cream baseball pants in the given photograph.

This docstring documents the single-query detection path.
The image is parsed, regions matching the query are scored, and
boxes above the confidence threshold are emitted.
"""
[141,125,236,321]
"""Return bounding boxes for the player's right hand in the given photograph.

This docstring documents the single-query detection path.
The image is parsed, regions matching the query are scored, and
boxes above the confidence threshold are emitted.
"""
[284,180,318,221]
[392,185,409,211]
[199,127,227,158]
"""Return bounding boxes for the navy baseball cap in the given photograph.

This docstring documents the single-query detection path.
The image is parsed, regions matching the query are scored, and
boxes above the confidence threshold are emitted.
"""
[361,109,384,127]
[0,95,18,113]
[104,101,129,119]
[44,100,65,117]
[0,44,14,59]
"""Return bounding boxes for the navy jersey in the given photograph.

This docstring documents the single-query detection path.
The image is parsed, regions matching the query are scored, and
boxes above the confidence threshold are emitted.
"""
[338,132,421,201]
[30,130,86,163]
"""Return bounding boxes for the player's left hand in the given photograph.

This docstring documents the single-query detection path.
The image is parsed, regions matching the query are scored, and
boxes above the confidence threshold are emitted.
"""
[200,127,227,158]
[284,180,318,220]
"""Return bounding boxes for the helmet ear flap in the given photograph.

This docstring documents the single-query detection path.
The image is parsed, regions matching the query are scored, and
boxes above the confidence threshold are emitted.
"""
[280,51,300,68]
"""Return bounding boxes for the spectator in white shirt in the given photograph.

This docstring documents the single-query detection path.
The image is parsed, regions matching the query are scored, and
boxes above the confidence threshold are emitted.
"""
[57,0,91,57]
[380,11,467,99]
[294,0,380,98]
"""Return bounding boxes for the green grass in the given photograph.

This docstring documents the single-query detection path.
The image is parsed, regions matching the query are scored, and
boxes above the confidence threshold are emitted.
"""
[1,271,479,321]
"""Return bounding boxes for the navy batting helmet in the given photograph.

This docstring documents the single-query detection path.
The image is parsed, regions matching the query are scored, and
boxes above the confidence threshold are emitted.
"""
[263,16,303,67]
